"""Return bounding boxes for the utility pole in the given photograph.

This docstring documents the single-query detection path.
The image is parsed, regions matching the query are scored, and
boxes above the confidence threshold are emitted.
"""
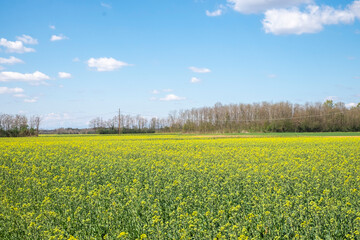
[118,108,121,135]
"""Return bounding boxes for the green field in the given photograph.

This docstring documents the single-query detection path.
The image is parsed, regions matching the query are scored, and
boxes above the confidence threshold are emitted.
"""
[1,135,360,239]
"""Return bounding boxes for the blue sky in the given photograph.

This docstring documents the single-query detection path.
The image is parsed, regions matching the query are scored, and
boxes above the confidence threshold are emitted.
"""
[0,0,359,128]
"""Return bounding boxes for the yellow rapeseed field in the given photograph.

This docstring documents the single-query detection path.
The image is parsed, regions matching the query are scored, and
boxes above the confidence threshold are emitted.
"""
[0,135,359,239]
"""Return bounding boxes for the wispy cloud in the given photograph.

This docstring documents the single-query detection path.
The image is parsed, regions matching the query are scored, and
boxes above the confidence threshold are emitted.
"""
[49,25,56,30]
[16,34,38,45]
[14,93,26,98]
[267,74,277,78]
[43,113,71,121]
[228,0,312,14]
[58,72,72,79]
[24,97,39,103]
[0,87,31,100]
[50,34,69,41]
[189,66,211,73]
[72,57,80,62]
[0,87,24,94]
[101,2,112,8]
[206,9,223,17]
[160,94,186,101]
[191,77,201,83]
[152,90,160,94]
[0,38,35,53]
[87,57,131,71]
[0,56,24,65]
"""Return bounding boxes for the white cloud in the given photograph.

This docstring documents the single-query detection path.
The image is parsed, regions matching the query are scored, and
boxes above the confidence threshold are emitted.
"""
[0,56,24,65]
[72,57,80,62]
[191,77,201,83]
[162,89,173,92]
[152,89,160,94]
[87,57,131,71]
[16,34,38,45]
[58,72,72,79]
[13,93,26,98]
[227,0,312,14]
[49,25,56,30]
[0,71,50,84]
[50,34,68,41]
[263,2,360,35]
[206,9,223,17]
[0,38,35,53]
[24,97,39,103]
[160,94,186,101]
[0,87,24,94]
[101,2,112,8]
[189,66,211,73]
[43,112,71,121]
[346,102,357,108]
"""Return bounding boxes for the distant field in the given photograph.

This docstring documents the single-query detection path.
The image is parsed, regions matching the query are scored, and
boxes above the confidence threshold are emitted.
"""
[1,135,359,239]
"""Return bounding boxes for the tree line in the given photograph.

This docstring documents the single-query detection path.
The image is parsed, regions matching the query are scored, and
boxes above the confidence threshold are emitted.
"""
[0,114,41,137]
[88,114,158,134]
[90,100,360,134]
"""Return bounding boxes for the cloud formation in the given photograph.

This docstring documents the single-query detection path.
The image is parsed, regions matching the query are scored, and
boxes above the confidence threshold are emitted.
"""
[160,94,186,101]
[191,77,201,83]
[206,9,223,17]
[16,34,38,45]
[0,71,50,84]
[0,38,35,53]
[263,2,360,35]
[0,87,24,94]
[50,34,68,41]
[24,97,39,103]
[0,56,24,65]
[227,0,312,14]
[14,93,26,98]
[87,57,131,71]
[58,72,72,79]
[189,66,211,73]
[226,0,360,35]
